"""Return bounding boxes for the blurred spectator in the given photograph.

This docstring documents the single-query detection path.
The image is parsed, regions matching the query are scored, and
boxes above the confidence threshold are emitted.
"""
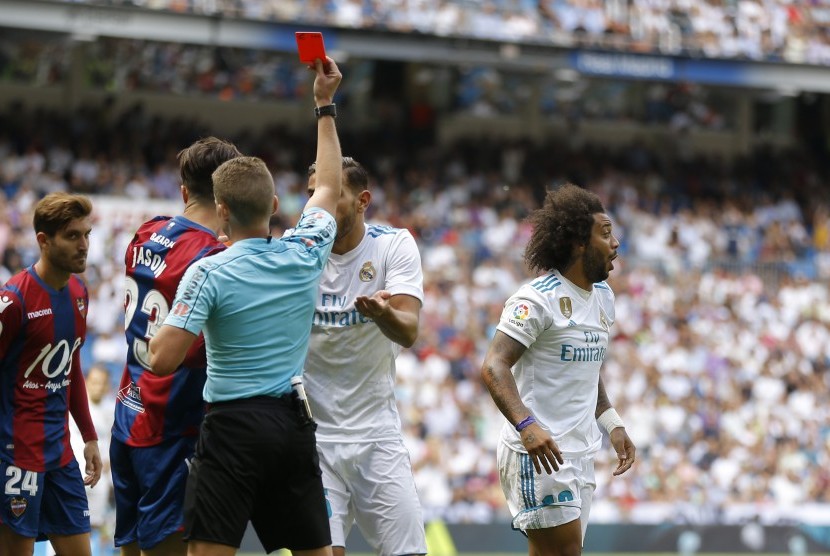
[70,363,116,553]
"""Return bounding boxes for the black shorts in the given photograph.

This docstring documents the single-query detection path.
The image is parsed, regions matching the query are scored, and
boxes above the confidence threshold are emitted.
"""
[183,395,331,553]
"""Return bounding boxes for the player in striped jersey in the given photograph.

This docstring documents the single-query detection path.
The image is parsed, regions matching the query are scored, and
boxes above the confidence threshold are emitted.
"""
[303,157,426,556]
[0,193,101,555]
[481,184,636,556]
[111,137,241,556]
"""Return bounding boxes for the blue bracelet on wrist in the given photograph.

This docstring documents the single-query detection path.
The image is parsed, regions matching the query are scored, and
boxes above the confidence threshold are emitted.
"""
[515,415,536,432]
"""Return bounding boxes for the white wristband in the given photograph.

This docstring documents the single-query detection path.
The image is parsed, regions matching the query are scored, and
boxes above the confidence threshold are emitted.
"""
[597,408,625,434]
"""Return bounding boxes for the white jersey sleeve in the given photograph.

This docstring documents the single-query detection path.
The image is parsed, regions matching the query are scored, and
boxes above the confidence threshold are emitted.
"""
[383,229,424,304]
[496,287,553,349]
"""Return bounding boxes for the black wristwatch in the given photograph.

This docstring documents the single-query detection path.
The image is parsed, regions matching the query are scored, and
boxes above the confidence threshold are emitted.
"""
[314,104,337,119]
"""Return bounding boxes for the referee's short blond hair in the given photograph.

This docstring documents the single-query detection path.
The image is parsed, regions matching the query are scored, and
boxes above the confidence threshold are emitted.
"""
[212,156,275,226]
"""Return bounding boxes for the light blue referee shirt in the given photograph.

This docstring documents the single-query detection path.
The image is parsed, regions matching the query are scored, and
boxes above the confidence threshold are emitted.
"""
[163,208,336,403]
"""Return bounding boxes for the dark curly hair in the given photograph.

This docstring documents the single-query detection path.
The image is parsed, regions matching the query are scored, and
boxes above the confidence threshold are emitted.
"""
[524,184,605,274]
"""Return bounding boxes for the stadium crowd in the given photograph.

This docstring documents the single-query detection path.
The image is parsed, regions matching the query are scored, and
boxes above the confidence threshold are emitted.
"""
[1,99,829,534]
[53,0,830,65]
[0,35,310,101]
[1,34,734,132]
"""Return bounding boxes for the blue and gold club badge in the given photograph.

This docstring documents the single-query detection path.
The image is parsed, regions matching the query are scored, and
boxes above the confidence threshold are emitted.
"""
[359,261,376,282]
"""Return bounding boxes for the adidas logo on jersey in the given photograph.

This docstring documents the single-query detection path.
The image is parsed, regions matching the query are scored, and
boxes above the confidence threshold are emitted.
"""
[567,320,577,327]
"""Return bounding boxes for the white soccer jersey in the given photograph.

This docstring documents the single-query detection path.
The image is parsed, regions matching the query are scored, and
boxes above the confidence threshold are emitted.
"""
[496,270,615,458]
[304,223,424,442]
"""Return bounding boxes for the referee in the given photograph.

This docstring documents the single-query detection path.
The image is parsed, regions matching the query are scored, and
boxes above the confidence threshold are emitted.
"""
[148,56,343,556]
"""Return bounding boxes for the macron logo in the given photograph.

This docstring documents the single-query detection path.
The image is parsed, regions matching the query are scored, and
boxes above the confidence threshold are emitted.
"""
[0,295,12,314]
[27,308,53,319]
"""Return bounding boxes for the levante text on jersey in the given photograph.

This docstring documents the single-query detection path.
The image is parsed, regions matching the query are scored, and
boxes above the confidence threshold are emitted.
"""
[113,215,225,447]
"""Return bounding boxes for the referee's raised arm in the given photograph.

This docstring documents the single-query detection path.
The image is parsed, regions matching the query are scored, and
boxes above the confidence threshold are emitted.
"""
[305,56,343,218]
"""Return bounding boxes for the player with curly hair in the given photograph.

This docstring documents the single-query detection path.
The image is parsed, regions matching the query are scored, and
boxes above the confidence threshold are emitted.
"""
[481,183,636,556]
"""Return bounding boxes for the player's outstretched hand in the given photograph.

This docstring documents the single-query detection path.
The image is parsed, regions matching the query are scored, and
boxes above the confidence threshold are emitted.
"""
[83,440,103,487]
[312,56,342,106]
[521,422,564,475]
[355,290,392,320]
[609,427,636,476]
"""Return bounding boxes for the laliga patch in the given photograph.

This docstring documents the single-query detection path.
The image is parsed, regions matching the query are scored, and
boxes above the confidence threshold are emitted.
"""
[359,261,376,282]
[508,303,530,328]
[10,497,27,517]
[511,303,530,320]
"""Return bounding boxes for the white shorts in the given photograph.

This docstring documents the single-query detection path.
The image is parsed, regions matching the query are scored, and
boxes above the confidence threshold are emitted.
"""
[497,442,596,539]
[318,439,426,556]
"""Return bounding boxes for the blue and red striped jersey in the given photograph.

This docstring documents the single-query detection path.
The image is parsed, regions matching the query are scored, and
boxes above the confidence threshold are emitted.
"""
[0,267,92,472]
[112,215,225,447]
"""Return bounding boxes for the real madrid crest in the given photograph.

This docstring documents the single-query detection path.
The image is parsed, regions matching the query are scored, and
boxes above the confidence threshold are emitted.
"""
[599,311,609,331]
[559,297,572,318]
[359,261,376,282]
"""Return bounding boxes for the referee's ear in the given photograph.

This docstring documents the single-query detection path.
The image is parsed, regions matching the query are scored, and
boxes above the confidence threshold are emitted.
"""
[216,202,230,224]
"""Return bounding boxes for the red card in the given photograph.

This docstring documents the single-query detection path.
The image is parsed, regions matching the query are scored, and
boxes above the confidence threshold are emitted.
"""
[296,32,326,64]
